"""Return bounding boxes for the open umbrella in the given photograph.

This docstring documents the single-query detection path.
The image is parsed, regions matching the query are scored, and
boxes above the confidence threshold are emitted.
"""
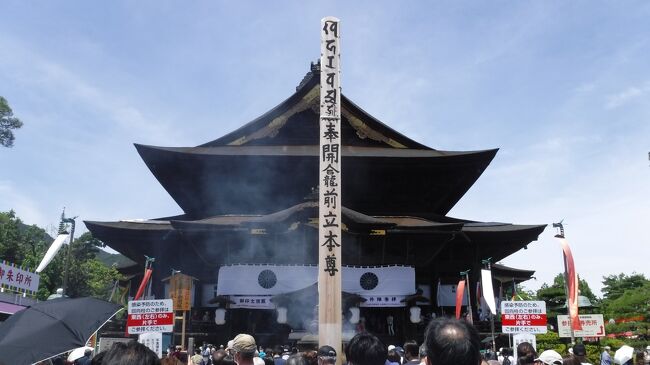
[614,345,634,365]
[0,297,122,365]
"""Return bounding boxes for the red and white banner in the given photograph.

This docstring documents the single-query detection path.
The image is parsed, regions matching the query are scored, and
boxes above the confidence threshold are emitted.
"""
[557,237,582,331]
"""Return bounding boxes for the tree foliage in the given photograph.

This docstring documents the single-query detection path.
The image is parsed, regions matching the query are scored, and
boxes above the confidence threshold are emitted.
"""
[536,273,598,317]
[0,96,23,148]
[0,211,122,300]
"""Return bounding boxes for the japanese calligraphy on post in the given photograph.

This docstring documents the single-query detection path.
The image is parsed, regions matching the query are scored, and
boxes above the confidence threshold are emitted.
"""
[318,15,342,356]
[500,300,547,334]
[0,260,39,294]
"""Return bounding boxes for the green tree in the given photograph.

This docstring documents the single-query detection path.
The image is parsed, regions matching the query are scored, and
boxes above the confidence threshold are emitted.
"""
[536,273,598,317]
[601,273,648,301]
[0,210,123,300]
[0,96,23,148]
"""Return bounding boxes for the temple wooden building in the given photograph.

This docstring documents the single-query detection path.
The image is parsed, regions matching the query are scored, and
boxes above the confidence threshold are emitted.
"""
[86,64,544,346]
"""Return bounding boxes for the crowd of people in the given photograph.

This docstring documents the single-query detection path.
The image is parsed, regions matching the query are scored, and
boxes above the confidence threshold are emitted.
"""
[37,317,650,365]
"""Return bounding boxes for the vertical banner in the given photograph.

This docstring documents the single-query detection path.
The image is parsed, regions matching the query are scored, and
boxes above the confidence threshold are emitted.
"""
[481,269,497,315]
[557,237,582,331]
[455,279,466,319]
[318,16,342,358]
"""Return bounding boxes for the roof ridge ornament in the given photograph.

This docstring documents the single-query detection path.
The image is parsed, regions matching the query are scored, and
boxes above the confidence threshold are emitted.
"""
[296,60,321,91]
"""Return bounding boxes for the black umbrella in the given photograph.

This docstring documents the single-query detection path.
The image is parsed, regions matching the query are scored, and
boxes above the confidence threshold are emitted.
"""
[0,297,123,365]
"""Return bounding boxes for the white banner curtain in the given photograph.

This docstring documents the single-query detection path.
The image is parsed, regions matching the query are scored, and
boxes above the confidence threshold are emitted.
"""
[35,233,69,273]
[481,269,497,315]
[216,265,415,296]
[436,284,468,307]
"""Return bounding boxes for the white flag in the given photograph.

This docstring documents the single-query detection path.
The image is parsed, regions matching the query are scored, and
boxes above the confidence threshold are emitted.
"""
[36,233,69,273]
[481,269,497,315]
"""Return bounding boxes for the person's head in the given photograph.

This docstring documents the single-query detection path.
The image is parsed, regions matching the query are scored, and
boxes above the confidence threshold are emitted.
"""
[562,356,581,365]
[102,340,160,365]
[572,344,586,361]
[317,345,337,365]
[303,350,318,365]
[534,350,562,365]
[424,317,480,365]
[229,334,257,365]
[222,356,236,365]
[91,351,106,365]
[85,349,94,357]
[346,332,386,365]
[404,341,419,361]
[418,345,427,364]
[263,356,275,365]
[603,346,611,353]
[388,350,401,364]
[161,358,184,365]
[213,349,228,365]
[516,342,537,365]
[196,349,202,355]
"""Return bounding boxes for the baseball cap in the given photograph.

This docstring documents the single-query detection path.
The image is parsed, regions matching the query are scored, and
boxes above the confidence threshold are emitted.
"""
[230,334,257,354]
[573,344,586,357]
[534,350,563,365]
[318,346,337,358]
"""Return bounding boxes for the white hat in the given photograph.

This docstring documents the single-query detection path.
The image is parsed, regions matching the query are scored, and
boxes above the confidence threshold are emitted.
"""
[388,345,396,351]
[535,350,563,365]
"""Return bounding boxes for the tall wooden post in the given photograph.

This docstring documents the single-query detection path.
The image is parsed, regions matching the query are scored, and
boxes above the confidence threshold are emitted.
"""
[318,16,342,360]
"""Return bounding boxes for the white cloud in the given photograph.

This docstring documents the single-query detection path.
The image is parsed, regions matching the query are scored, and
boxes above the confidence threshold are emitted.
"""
[605,82,650,109]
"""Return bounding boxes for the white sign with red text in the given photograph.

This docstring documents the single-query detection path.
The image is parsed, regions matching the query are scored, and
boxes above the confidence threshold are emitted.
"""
[557,314,606,338]
[127,299,174,334]
[0,261,39,293]
[500,301,547,334]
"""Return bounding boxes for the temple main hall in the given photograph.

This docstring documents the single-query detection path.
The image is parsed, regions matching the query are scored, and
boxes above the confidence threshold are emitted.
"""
[86,63,545,346]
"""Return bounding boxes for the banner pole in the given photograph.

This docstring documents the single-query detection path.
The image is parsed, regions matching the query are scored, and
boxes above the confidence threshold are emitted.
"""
[318,16,343,362]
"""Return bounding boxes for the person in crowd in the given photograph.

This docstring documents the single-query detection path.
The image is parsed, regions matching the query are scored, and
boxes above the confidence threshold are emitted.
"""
[404,341,420,365]
[563,356,581,365]
[572,344,591,365]
[501,348,514,365]
[221,356,236,365]
[423,317,480,365]
[91,351,106,365]
[346,332,387,365]
[644,346,650,365]
[600,346,611,365]
[286,354,308,365]
[229,334,258,365]
[273,346,286,365]
[101,340,160,365]
[387,350,402,365]
[192,349,206,365]
[161,357,184,365]
[534,350,563,365]
[302,350,318,365]
[213,350,228,365]
[263,355,275,365]
[516,342,537,365]
[317,345,337,365]
[75,349,94,365]
[418,344,427,365]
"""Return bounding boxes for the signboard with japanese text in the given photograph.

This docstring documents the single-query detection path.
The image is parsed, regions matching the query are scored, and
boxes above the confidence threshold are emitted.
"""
[127,299,174,334]
[169,273,192,311]
[557,314,606,338]
[229,296,275,309]
[139,332,163,357]
[501,301,547,334]
[360,295,406,307]
[0,260,39,294]
[318,16,342,355]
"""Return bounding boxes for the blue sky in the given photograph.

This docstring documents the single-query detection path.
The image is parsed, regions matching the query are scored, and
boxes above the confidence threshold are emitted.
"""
[1,1,648,296]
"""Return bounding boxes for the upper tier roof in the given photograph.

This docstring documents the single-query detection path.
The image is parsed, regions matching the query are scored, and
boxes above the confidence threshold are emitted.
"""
[134,68,497,217]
